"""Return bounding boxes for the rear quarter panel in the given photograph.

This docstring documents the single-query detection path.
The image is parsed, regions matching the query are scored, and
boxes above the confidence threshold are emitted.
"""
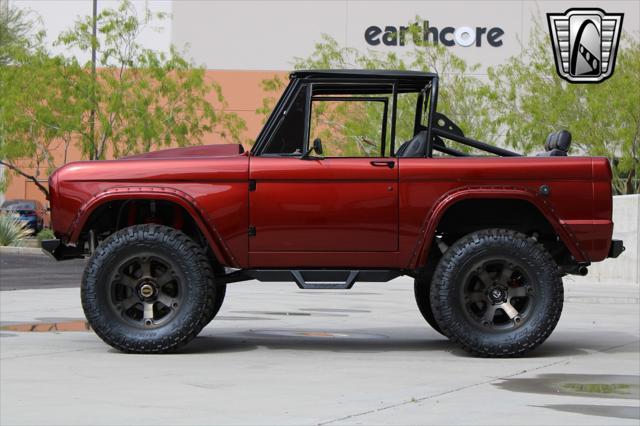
[399,156,612,267]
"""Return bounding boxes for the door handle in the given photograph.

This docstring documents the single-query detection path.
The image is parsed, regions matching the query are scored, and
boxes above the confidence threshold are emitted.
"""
[370,160,395,168]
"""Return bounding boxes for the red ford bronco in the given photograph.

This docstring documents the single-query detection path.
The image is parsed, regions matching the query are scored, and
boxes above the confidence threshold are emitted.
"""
[43,70,624,357]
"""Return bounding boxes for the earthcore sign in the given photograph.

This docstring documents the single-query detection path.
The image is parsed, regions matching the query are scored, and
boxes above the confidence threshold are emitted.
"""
[364,20,505,47]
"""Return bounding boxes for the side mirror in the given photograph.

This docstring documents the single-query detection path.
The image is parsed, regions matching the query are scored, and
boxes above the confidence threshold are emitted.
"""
[301,138,323,159]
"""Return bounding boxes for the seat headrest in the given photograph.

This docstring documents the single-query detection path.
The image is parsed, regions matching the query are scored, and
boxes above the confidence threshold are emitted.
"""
[545,130,572,152]
[398,131,428,158]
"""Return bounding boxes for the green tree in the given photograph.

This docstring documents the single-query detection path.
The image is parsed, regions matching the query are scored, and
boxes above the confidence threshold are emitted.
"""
[0,2,54,194]
[0,2,40,65]
[56,0,245,160]
[488,21,640,194]
[0,49,86,195]
[1,1,246,197]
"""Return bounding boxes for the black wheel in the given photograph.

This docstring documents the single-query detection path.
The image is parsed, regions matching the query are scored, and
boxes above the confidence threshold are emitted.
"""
[414,276,444,336]
[82,224,218,353]
[430,228,563,357]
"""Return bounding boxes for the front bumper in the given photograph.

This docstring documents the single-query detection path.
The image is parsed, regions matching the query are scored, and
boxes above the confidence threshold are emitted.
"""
[608,239,625,258]
[41,239,84,261]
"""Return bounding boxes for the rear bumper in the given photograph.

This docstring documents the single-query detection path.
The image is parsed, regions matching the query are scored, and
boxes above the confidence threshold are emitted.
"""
[41,239,84,261]
[608,239,625,258]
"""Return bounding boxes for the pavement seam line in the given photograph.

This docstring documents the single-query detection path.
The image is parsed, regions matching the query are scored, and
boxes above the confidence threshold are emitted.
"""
[317,339,640,425]
[317,359,568,426]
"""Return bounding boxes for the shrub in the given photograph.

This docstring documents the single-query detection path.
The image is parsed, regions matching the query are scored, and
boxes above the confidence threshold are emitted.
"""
[36,228,55,241]
[0,214,31,246]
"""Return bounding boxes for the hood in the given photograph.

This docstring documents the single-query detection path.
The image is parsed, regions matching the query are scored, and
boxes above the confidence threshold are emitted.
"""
[121,143,245,160]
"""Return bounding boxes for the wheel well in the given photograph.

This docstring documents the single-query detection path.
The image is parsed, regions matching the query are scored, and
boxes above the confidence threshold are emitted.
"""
[432,198,572,267]
[80,199,222,272]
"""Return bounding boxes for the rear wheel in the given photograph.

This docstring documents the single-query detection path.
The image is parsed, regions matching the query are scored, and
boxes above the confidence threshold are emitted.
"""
[431,228,563,357]
[82,224,219,353]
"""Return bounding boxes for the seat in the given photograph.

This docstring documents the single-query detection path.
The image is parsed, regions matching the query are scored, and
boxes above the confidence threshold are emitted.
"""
[396,131,428,157]
[537,130,572,157]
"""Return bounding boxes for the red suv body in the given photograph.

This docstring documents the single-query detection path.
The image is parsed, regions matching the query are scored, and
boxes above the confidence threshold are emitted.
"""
[43,70,624,356]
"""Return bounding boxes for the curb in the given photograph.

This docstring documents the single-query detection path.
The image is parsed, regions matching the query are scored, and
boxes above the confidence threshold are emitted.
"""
[0,246,44,256]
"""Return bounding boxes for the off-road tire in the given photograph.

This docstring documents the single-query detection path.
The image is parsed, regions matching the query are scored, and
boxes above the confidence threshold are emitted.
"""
[414,276,444,336]
[82,224,218,353]
[201,283,226,327]
[430,228,563,357]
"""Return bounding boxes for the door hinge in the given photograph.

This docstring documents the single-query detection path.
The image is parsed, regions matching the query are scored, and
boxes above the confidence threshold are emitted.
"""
[249,180,256,192]
[248,226,256,237]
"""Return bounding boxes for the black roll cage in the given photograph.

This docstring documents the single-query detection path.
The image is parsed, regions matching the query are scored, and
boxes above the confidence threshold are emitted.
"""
[251,71,520,158]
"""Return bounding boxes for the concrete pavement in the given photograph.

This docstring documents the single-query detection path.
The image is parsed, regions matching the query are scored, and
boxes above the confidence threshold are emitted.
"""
[0,249,85,291]
[0,274,638,425]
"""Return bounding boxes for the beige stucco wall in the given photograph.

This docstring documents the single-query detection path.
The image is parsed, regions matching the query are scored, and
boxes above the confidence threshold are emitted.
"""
[586,195,640,285]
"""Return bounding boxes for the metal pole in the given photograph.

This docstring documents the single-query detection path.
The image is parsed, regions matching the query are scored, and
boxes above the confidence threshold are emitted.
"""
[89,0,97,159]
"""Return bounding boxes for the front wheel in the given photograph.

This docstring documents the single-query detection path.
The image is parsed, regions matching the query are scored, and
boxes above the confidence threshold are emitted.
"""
[201,283,226,328]
[414,276,444,336]
[430,228,563,357]
[82,224,218,353]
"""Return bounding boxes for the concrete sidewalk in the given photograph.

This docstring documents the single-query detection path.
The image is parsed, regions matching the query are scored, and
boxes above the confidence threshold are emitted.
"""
[1,276,638,425]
